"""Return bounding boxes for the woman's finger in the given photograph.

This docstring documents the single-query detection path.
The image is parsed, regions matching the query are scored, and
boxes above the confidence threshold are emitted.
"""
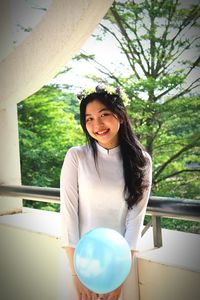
[91,293,97,300]
[81,292,87,300]
[93,293,98,300]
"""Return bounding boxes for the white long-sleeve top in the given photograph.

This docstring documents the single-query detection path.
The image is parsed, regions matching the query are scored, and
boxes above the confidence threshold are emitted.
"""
[60,142,152,250]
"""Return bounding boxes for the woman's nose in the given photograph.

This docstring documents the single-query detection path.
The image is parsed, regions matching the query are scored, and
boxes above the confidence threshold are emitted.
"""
[95,117,103,126]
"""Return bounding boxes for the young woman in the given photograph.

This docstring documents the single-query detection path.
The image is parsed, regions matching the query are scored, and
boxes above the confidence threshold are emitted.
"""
[60,85,152,300]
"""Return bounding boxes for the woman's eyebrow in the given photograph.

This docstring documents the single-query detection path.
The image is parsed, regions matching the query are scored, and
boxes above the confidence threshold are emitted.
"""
[99,108,110,113]
[85,108,110,116]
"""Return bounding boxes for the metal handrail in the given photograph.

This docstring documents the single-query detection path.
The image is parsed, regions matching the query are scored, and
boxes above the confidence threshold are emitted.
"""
[0,185,60,203]
[147,197,200,221]
[0,184,199,219]
[0,184,199,247]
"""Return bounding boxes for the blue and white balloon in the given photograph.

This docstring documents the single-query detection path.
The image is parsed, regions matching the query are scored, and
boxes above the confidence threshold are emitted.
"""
[74,227,132,294]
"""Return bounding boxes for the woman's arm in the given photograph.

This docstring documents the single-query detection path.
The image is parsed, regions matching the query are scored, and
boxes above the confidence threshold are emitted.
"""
[65,247,76,275]
[65,246,99,300]
[60,148,79,248]
[125,153,152,251]
[60,149,99,299]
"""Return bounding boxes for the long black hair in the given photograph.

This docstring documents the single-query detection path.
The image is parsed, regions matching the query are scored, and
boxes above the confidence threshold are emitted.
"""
[79,89,150,209]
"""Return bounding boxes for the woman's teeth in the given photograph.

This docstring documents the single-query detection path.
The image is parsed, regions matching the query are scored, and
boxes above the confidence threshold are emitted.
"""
[96,129,109,136]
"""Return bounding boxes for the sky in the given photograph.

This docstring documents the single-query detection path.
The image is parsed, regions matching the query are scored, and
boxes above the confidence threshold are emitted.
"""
[48,28,130,92]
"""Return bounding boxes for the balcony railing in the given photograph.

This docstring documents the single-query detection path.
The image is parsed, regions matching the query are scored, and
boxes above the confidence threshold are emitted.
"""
[0,184,200,248]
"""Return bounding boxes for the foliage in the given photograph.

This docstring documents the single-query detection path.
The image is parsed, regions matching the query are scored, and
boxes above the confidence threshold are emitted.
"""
[127,94,200,199]
[150,96,200,198]
[18,85,85,210]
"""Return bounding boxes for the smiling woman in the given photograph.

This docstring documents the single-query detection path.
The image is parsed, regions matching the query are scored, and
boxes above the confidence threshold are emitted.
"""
[60,85,152,300]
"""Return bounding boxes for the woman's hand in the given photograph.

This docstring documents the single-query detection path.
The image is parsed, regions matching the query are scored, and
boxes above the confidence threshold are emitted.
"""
[103,284,123,300]
[72,275,99,300]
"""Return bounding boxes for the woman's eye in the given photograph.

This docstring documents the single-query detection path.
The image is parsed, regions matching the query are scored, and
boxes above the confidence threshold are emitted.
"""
[101,113,109,117]
[86,118,92,122]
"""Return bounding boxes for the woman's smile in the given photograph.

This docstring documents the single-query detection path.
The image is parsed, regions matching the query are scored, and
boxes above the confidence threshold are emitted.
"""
[95,129,110,136]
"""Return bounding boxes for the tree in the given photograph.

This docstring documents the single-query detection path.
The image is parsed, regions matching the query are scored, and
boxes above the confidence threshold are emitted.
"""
[73,0,200,198]
[18,84,85,210]
[18,84,84,188]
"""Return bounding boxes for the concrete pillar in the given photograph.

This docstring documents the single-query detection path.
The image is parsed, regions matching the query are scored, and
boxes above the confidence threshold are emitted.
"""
[0,104,22,214]
[0,0,12,61]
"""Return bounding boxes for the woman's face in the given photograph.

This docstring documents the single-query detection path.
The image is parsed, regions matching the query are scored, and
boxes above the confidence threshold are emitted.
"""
[85,100,121,149]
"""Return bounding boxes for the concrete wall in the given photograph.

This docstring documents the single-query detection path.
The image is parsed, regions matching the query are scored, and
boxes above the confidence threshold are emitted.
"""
[137,228,200,300]
[138,259,200,300]
[0,224,60,300]
[0,210,199,300]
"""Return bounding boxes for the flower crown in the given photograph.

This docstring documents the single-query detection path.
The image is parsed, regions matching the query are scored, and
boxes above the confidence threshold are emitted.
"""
[77,85,130,106]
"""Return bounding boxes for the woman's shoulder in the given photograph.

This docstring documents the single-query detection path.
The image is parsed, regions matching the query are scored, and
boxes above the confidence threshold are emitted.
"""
[142,150,152,162]
[65,144,91,158]
[142,150,152,169]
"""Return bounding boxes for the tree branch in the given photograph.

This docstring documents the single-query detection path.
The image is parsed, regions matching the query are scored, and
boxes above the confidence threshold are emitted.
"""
[154,135,200,180]
[185,55,200,77]
[95,67,122,85]
[124,18,150,73]
[99,23,141,79]
[155,0,179,73]
[163,78,200,105]
[110,6,149,77]
[80,50,123,85]
[157,36,200,77]
[170,5,200,46]
[154,169,200,185]
[146,119,163,153]
[158,5,200,74]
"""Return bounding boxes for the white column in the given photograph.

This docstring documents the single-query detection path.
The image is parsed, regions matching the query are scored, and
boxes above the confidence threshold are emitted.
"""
[0,104,22,214]
[0,0,12,61]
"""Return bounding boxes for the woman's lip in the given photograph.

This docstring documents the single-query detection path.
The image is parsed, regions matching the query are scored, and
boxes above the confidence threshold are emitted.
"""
[95,129,109,136]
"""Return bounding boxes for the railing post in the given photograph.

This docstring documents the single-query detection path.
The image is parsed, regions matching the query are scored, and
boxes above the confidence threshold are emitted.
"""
[0,105,23,215]
[152,215,162,248]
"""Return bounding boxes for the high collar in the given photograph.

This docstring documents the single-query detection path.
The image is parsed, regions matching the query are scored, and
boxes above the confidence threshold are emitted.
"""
[96,142,120,155]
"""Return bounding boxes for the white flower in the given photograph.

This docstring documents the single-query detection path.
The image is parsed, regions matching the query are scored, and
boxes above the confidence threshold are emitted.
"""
[77,85,130,106]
